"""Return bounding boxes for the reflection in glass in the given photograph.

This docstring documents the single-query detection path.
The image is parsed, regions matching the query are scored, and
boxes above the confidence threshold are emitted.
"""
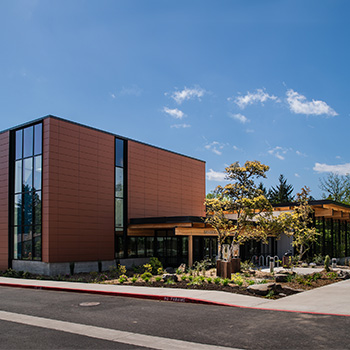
[33,191,42,225]
[115,198,123,228]
[115,235,124,259]
[138,237,145,257]
[33,226,41,260]
[157,237,164,257]
[14,227,21,259]
[23,158,33,190]
[34,155,42,190]
[22,226,32,259]
[23,192,33,226]
[146,237,154,257]
[23,126,33,158]
[15,160,22,193]
[115,138,124,167]
[115,167,123,197]
[34,123,42,155]
[14,194,22,226]
[128,237,137,258]
[15,130,22,160]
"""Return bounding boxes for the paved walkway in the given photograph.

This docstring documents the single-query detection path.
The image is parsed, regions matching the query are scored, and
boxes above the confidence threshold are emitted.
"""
[0,276,349,316]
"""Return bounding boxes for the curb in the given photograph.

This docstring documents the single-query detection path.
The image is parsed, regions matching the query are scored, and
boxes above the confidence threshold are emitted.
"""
[1,282,349,318]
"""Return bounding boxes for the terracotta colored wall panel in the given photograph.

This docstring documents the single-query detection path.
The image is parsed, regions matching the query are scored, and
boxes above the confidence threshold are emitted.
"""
[43,118,115,263]
[0,131,9,270]
[128,140,205,219]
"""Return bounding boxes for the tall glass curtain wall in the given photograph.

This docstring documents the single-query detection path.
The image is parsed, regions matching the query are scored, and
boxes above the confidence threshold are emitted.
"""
[13,123,42,260]
[115,138,125,258]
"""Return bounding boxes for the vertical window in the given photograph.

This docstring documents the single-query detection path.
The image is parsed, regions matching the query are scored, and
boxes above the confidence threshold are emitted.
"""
[115,138,125,258]
[12,122,42,261]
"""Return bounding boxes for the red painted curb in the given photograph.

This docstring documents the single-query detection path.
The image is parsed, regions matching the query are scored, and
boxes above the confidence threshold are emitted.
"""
[1,282,349,318]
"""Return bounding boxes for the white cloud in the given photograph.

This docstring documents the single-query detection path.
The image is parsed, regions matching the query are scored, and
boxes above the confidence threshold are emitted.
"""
[233,145,243,152]
[110,93,116,99]
[229,113,250,124]
[286,89,338,116]
[295,173,300,178]
[245,129,255,133]
[231,88,279,109]
[206,169,227,181]
[163,107,186,119]
[170,86,205,104]
[313,163,350,175]
[205,141,226,155]
[120,85,142,96]
[170,124,191,129]
[268,146,289,160]
[296,150,307,157]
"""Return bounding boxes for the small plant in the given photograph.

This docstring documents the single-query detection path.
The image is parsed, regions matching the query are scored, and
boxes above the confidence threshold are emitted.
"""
[313,254,324,265]
[149,257,163,275]
[155,276,162,282]
[141,272,152,281]
[143,263,152,274]
[324,255,330,272]
[241,260,254,271]
[326,272,337,280]
[258,279,268,284]
[157,267,164,275]
[165,279,175,285]
[246,279,255,286]
[221,278,230,286]
[214,277,221,285]
[131,276,137,283]
[198,275,205,282]
[286,274,295,283]
[118,275,128,284]
[143,277,150,283]
[231,273,244,286]
[181,275,188,281]
[188,275,194,282]
[265,290,275,299]
[176,268,182,275]
[206,277,212,284]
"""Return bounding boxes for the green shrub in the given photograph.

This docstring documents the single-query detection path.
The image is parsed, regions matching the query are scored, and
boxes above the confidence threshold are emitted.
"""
[241,260,254,271]
[118,275,128,284]
[141,272,152,281]
[214,277,221,285]
[324,255,330,272]
[157,267,164,275]
[247,279,255,286]
[221,278,230,286]
[144,277,150,283]
[181,275,187,281]
[149,257,163,275]
[143,263,152,274]
[188,275,193,282]
[206,277,212,284]
[131,276,137,283]
[155,276,162,282]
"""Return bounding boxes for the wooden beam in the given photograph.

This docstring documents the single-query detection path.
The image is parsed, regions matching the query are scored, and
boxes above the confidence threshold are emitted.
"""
[314,208,333,217]
[175,227,216,236]
[128,222,192,229]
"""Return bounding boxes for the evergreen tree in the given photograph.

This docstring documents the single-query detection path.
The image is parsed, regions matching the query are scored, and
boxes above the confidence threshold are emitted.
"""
[268,174,294,203]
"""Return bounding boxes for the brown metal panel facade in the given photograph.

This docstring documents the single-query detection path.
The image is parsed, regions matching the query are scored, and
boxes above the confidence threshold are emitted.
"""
[127,140,205,220]
[0,131,9,270]
[42,118,115,263]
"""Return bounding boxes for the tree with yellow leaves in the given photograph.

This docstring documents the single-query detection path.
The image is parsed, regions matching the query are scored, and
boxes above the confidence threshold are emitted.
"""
[205,160,278,259]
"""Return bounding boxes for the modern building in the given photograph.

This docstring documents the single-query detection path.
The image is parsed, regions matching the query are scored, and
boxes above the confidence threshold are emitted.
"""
[1,116,349,275]
[0,116,205,275]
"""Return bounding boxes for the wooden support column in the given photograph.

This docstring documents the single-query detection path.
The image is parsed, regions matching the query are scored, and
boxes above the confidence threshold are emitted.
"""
[345,222,348,257]
[322,217,326,256]
[188,235,193,267]
[331,218,334,257]
[338,220,341,257]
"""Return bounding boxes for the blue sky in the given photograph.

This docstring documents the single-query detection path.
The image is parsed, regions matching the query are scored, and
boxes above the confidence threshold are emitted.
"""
[1,0,349,199]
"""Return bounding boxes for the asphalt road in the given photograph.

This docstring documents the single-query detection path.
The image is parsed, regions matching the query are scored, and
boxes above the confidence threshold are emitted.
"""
[0,286,349,350]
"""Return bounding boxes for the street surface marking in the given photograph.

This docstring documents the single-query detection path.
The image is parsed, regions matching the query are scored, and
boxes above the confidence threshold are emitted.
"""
[0,310,243,350]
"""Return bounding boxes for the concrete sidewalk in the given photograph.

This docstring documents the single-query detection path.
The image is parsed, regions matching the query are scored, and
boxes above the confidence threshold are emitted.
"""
[0,276,349,316]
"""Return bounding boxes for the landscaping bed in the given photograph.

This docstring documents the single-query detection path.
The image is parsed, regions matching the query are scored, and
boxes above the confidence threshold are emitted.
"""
[1,260,347,299]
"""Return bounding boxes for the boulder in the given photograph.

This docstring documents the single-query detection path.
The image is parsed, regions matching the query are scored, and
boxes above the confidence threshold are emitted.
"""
[162,274,178,283]
[275,273,289,283]
[165,267,175,274]
[247,283,275,296]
